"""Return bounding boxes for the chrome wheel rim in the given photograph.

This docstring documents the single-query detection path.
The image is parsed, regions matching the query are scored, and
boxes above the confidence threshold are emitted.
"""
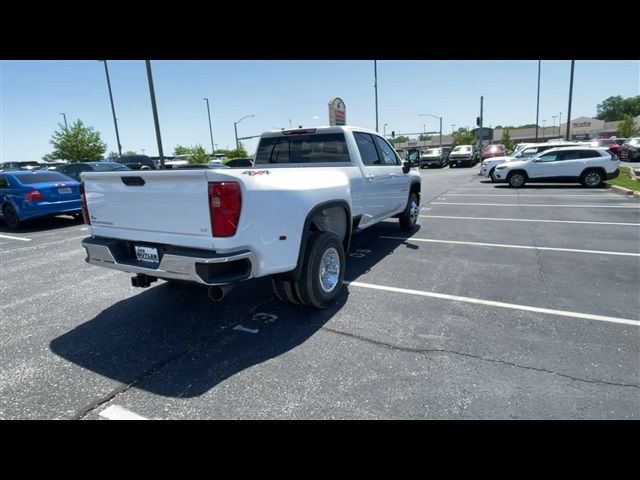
[409,199,419,224]
[319,247,340,293]
[585,172,601,186]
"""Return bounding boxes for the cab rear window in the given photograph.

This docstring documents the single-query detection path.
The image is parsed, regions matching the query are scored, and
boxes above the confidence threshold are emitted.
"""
[255,133,350,164]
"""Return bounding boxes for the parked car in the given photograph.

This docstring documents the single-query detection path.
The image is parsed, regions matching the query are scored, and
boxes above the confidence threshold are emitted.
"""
[481,142,582,182]
[420,147,451,168]
[162,155,189,169]
[54,161,130,181]
[225,157,254,168]
[449,145,477,167]
[0,170,82,229]
[620,137,640,161]
[590,138,624,158]
[492,147,619,188]
[114,155,156,170]
[481,144,507,159]
[0,161,44,171]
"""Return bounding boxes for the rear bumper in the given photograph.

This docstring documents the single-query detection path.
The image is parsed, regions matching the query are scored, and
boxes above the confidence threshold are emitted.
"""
[606,169,620,180]
[19,200,82,220]
[420,157,444,166]
[81,236,257,286]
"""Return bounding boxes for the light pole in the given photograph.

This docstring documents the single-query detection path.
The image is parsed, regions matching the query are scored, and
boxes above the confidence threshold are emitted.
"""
[383,123,388,137]
[551,115,557,137]
[145,60,165,168]
[535,60,542,140]
[100,60,123,157]
[559,112,563,139]
[59,113,68,130]
[234,114,255,150]
[203,97,215,155]
[374,60,379,132]
[420,113,443,147]
[451,124,456,133]
[542,119,547,138]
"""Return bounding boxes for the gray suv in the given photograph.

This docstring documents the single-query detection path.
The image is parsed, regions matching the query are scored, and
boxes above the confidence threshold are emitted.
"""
[420,147,451,168]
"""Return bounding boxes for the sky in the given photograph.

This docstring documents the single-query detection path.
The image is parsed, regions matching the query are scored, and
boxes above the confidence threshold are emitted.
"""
[1,60,639,160]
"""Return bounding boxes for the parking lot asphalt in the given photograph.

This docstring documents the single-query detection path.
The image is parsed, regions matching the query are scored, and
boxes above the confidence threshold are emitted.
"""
[1,166,639,419]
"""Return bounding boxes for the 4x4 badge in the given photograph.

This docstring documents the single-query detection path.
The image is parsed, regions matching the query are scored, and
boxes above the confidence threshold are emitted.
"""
[242,170,270,176]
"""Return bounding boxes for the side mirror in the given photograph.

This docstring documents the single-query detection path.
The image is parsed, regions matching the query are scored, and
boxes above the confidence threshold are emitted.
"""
[402,161,411,174]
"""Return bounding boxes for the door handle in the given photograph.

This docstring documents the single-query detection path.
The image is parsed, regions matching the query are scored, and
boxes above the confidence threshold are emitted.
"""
[389,172,398,177]
[366,174,375,181]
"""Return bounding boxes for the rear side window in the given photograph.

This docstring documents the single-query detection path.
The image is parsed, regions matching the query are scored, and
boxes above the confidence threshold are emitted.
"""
[354,133,380,166]
[13,172,72,185]
[578,150,601,159]
[0,176,9,188]
[557,151,581,161]
[254,133,350,165]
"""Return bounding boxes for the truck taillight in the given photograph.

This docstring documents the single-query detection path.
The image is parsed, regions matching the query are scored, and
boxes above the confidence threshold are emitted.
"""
[80,181,91,225]
[208,182,241,237]
[24,190,44,202]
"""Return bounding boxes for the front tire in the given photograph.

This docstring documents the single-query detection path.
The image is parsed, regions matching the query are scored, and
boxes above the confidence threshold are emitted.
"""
[489,167,497,182]
[399,192,419,231]
[507,171,526,188]
[3,204,20,230]
[293,232,345,309]
[581,169,604,188]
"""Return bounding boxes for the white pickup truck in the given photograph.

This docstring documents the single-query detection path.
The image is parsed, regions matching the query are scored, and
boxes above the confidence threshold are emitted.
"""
[80,126,421,308]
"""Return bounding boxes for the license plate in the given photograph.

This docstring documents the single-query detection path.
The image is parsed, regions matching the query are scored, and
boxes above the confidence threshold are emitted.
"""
[58,187,72,194]
[135,246,159,264]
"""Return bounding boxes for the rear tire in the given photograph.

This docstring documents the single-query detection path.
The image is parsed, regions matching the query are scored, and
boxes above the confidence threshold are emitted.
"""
[507,171,526,188]
[2,204,20,230]
[271,278,301,305]
[580,169,604,188]
[293,231,345,309]
[399,193,419,231]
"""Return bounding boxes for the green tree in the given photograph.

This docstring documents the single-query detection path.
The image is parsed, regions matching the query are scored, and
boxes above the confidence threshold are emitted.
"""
[47,119,106,161]
[124,150,137,156]
[418,134,433,141]
[501,128,514,153]
[617,114,639,138]
[596,95,640,121]
[106,151,119,159]
[452,128,476,146]
[42,153,56,162]
[389,135,410,145]
[215,148,249,159]
[173,144,209,164]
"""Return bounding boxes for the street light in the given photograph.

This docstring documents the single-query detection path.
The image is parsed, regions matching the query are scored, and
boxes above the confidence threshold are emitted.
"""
[203,97,215,155]
[551,115,557,137]
[234,114,255,150]
[559,112,563,139]
[542,119,547,138]
[384,123,388,137]
[419,113,443,147]
[59,113,68,130]
[99,60,123,157]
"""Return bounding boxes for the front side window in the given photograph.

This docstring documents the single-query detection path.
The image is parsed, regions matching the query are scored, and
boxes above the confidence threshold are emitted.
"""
[373,136,400,166]
[353,133,380,166]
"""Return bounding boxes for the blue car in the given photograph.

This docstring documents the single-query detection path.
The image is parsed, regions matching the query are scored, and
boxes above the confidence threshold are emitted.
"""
[0,170,82,229]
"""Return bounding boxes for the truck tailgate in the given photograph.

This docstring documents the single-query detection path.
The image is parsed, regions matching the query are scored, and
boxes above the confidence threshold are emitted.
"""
[82,170,215,249]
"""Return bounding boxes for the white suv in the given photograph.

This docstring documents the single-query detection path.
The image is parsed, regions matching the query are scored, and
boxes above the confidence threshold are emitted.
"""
[481,142,581,182]
[493,147,619,188]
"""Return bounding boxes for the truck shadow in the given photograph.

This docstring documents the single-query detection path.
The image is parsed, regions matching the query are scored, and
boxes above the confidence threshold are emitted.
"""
[0,214,82,234]
[49,221,420,399]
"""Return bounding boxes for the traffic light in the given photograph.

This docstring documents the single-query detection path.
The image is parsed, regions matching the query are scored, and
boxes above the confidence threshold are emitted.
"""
[476,117,481,126]
[391,131,395,138]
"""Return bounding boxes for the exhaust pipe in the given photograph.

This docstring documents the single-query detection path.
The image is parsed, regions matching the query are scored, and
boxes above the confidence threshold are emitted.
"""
[131,274,158,288]
[208,284,235,301]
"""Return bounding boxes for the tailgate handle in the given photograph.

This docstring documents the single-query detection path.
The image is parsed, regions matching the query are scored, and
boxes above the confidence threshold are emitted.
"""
[121,176,145,186]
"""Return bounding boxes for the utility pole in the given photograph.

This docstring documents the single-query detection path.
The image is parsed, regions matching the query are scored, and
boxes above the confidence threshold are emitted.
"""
[145,60,164,169]
[101,60,123,156]
[59,113,68,130]
[374,60,379,132]
[535,60,541,141]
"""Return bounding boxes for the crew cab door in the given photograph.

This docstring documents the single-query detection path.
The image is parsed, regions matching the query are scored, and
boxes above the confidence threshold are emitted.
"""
[353,132,407,223]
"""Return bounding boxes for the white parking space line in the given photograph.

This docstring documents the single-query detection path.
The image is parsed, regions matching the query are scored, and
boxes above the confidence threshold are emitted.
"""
[380,236,640,257]
[347,281,640,327]
[429,202,640,208]
[99,405,148,420]
[0,234,31,242]
[419,215,640,227]
[3,234,87,254]
[443,193,622,197]
[233,325,259,334]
